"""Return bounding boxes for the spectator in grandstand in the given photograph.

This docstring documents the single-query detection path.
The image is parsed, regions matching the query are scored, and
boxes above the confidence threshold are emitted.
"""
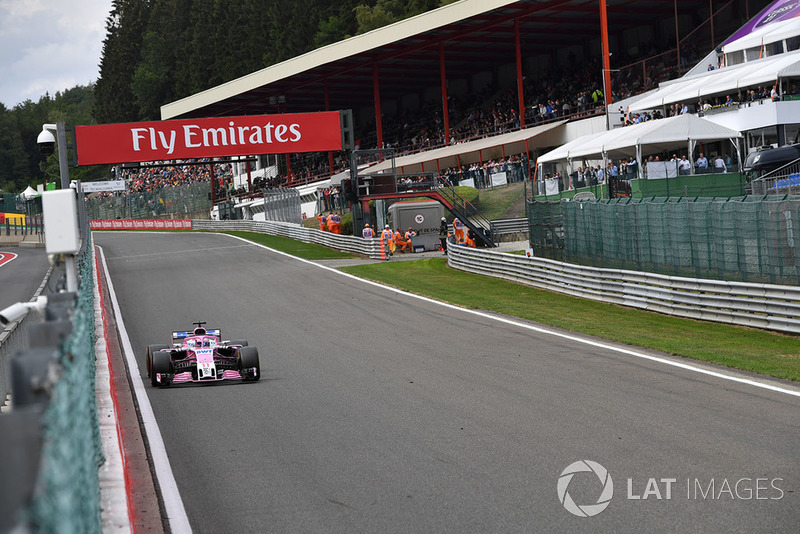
[679,155,692,175]
[714,154,727,173]
[696,152,709,172]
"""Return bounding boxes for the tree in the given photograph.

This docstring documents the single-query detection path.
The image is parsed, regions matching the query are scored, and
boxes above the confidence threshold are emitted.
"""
[94,0,149,123]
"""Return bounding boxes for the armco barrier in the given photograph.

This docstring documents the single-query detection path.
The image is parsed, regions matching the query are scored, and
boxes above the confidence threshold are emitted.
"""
[446,243,800,334]
[90,219,192,230]
[192,219,800,334]
[192,219,384,259]
[0,269,50,408]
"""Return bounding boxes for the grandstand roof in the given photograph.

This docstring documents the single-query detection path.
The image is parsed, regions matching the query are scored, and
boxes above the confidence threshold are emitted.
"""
[537,114,741,163]
[365,120,566,174]
[161,0,712,121]
[630,49,800,111]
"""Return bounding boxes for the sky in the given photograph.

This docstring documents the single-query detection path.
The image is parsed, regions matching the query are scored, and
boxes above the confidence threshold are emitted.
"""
[0,0,112,108]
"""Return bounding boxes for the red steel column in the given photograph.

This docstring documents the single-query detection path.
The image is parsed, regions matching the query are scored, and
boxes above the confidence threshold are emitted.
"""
[440,43,451,146]
[286,154,292,184]
[515,18,526,128]
[600,0,612,111]
[325,79,334,175]
[209,163,216,204]
[246,159,252,193]
[709,0,715,47]
[373,63,384,149]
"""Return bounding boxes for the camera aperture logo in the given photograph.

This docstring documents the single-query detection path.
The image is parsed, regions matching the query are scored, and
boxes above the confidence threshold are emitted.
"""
[557,460,614,517]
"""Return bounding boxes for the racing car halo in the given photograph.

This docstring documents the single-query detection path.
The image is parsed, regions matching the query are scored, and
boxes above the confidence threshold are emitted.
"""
[146,322,260,386]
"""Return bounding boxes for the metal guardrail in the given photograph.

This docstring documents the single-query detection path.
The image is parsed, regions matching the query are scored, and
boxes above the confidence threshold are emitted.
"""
[195,219,800,333]
[490,217,528,235]
[445,244,800,334]
[0,269,51,407]
[192,219,384,259]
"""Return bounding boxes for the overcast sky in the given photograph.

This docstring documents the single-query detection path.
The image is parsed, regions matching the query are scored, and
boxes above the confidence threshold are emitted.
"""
[0,0,111,109]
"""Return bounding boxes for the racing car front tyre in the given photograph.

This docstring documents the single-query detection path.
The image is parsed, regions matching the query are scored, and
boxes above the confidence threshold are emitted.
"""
[146,344,170,379]
[151,351,173,387]
[238,346,260,382]
[229,339,248,347]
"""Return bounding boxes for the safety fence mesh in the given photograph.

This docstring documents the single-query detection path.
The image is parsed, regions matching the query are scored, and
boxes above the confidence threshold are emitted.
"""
[528,196,800,285]
[28,241,103,533]
[85,181,211,220]
[263,188,301,224]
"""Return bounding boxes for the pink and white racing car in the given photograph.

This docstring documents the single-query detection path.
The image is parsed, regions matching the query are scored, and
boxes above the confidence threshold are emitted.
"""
[145,322,260,387]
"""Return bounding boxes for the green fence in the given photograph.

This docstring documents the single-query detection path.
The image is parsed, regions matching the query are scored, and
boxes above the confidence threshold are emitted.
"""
[631,172,746,198]
[25,238,103,532]
[528,195,800,285]
[85,181,211,219]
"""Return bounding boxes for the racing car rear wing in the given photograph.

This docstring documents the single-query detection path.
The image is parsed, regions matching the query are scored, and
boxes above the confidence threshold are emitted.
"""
[172,329,221,343]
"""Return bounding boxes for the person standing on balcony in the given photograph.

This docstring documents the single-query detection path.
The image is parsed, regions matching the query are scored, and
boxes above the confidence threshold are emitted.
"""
[696,153,709,173]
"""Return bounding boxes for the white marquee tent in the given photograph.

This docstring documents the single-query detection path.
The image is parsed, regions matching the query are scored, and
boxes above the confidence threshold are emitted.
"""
[536,114,742,179]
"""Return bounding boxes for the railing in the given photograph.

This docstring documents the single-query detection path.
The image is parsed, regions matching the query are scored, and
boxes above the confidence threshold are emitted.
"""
[0,269,50,406]
[1,190,102,533]
[192,219,383,259]
[750,157,800,195]
[194,219,800,334]
[490,218,528,236]
[445,242,800,334]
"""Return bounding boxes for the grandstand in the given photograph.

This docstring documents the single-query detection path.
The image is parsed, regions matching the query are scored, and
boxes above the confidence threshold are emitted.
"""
[154,0,769,217]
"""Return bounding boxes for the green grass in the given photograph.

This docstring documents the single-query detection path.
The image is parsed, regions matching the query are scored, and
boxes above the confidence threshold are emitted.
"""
[340,258,800,382]
[219,230,358,260]
[475,181,526,220]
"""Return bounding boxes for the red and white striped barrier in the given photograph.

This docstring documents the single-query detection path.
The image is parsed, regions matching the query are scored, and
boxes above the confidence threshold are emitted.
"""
[90,219,192,230]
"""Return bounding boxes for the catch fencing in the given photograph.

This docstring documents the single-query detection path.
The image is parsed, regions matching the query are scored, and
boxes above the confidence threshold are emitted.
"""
[446,241,800,334]
[192,219,383,258]
[192,218,800,334]
[528,196,800,286]
[0,191,102,532]
[85,181,212,220]
[262,188,301,224]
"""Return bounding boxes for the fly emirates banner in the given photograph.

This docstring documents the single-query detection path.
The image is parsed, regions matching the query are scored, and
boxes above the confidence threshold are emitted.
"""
[75,111,344,165]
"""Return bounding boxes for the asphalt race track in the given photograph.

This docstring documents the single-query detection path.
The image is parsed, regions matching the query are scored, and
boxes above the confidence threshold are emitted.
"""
[96,232,800,533]
[0,247,49,311]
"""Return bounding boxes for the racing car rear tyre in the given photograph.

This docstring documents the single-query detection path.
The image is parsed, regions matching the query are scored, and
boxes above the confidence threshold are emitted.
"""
[229,339,248,347]
[151,351,173,387]
[146,344,169,379]
[238,346,260,382]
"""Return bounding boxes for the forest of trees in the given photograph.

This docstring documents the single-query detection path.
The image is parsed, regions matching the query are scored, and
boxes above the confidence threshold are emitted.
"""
[94,0,456,123]
[0,0,452,193]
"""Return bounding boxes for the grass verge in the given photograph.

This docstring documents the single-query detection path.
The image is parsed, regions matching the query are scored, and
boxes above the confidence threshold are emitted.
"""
[218,230,358,260]
[340,258,800,382]
[475,181,526,220]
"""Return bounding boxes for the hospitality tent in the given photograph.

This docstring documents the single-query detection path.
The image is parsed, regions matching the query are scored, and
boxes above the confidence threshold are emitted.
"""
[536,114,742,179]
[630,49,800,112]
[363,120,566,175]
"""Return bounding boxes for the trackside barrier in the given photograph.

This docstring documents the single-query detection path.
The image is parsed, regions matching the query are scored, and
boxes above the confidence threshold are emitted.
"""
[1,199,102,532]
[90,218,192,230]
[0,269,50,407]
[192,219,384,259]
[446,243,800,335]
[193,219,800,334]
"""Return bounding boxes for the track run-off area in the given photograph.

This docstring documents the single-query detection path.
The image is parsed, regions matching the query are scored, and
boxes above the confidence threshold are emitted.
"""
[95,231,800,533]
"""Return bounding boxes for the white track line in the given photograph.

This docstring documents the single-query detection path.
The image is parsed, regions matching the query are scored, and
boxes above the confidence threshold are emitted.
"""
[97,245,192,533]
[217,232,800,399]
